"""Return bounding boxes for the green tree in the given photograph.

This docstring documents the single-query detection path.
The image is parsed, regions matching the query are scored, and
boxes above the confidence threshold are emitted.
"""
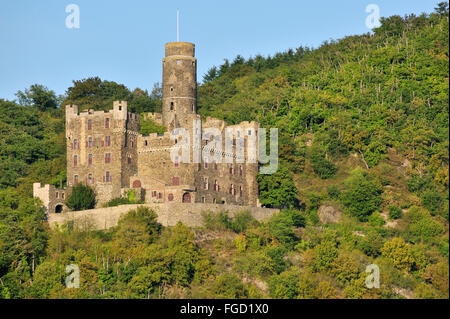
[66,183,96,211]
[341,169,383,221]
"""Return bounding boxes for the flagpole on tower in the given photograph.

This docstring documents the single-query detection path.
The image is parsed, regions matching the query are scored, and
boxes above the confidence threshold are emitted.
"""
[177,9,180,42]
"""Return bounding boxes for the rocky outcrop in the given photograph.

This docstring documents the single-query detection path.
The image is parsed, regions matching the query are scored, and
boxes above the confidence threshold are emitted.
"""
[318,205,342,224]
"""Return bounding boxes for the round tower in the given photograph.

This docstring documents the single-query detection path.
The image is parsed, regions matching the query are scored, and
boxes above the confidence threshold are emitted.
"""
[162,42,197,130]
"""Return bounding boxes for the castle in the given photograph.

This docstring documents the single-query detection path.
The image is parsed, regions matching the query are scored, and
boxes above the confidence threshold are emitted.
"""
[34,42,261,214]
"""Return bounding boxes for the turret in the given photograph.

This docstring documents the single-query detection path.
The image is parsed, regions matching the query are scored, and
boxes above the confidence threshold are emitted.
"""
[162,42,197,130]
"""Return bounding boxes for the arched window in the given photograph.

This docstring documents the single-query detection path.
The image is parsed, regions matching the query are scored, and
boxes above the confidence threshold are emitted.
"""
[73,155,78,167]
[88,173,93,184]
[73,139,78,149]
[88,154,93,165]
[74,175,78,185]
[170,102,174,111]
[168,193,174,201]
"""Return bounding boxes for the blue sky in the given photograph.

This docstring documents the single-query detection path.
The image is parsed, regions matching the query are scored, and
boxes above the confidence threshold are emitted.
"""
[0,0,438,100]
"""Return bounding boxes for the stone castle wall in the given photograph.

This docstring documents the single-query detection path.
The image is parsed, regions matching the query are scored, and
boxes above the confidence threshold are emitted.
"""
[47,203,279,230]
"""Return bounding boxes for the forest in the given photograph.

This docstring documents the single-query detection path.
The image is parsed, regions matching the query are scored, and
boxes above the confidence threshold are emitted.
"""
[0,4,448,299]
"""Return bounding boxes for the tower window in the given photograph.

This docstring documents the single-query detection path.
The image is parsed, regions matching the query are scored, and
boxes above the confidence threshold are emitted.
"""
[74,175,78,185]
[88,137,93,148]
[170,102,174,111]
[170,87,174,92]
[105,118,110,128]
[172,177,180,186]
[73,155,78,167]
[88,119,92,130]
[203,177,209,190]
[105,153,111,164]
[88,154,93,165]
[73,139,78,149]
[168,193,174,201]
[105,171,111,182]
[105,136,111,146]
[88,173,93,184]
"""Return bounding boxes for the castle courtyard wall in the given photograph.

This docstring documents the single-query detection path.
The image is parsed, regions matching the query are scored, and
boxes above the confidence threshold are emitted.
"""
[47,203,279,230]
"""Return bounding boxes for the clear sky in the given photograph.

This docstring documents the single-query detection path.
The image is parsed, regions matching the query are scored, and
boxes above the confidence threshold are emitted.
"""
[0,0,438,101]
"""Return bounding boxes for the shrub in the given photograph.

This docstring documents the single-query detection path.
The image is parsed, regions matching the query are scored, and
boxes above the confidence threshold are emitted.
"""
[268,213,297,246]
[211,274,248,298]
[310,146,337,179]
[231,210,255,233]
[380,237,415,271]
[341,169,383,221]
[282,209,306,228]
[202,211,233,231]
[103,197,133,207]
[66,183,96,211]
[388,206,403,219]
[421,190,443,215]
[368,212,386,227]
[268,270,299,299]
[327,185,340,199]
[405,207,444,243]
[257,166,299,208]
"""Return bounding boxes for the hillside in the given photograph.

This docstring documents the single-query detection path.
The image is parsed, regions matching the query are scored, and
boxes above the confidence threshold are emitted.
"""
[0,5,448,299]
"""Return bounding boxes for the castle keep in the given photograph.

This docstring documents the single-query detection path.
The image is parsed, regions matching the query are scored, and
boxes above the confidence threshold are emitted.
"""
[34,42,261,214]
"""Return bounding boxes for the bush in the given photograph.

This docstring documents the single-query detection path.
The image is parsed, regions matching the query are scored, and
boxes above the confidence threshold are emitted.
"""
[103,190,143,207]
[327,185,340,199]
[268,270,299,299]
[341,169,383,221]
[231,210,255,233]
[268,213,297,246]
[310,146,337,179]
[421,190,443,215]
[66,183,96,211]
[282,209,306,228]
[388,206,402,219]
[202,211,233,231]
[257,166,299,208]
[211,274,248,298]
[103,197,133,207]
